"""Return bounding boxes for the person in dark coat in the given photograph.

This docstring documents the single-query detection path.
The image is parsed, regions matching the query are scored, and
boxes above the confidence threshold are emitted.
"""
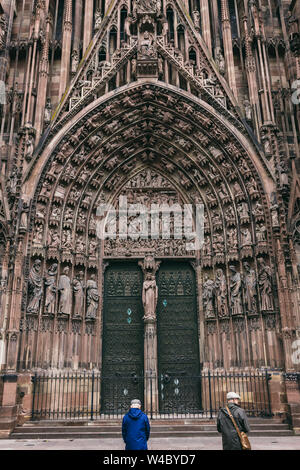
[217,392,250,450]
[122,399,150,450]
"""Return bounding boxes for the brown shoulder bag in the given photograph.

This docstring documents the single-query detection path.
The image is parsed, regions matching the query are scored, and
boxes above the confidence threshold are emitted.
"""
[226,406,251,450]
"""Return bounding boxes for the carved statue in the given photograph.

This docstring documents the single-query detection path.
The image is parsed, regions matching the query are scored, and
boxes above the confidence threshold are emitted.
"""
[8,173,17,195]
[0,14,7,50]
[20,202,29,232]
[58,267,72,316]
[86,274,99,319]
[238,202,249,219]
[256,223,267,242]
[203,275,215,319]
[257,258,274,311]
[271,203,279,227]
[203,236,212,256]
[25,135,34,161]
[135,0,157,12]
[48,229,60,247]
[76,236,85,253]
[142,273,158,320]
[73,271,84,318]
[44,263,58,315]
[44,98,52,125]
[215,269,229,318]
[88,238,98,256]
[243,262,257,313]
[27,259,43,314]
[192,10,200,30]
[277,161,289,187]
[62,230,73,249]
[252,201,264,216]
[71,50,79,74]
[216,50,225,75]
[229,265,243,316]
[241,228,252,246]
[140,30,155,58]
[244,99,252,121]
[94,9,102,30]
[263,138,271,154]
[228,228,238,250]
[33,224,44,245]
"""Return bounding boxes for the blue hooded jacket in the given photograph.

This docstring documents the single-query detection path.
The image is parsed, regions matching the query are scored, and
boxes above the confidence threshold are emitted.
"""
[122,407,150,450]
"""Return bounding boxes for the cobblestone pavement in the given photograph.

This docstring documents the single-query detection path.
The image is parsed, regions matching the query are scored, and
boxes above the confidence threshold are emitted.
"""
[0,437,299,450]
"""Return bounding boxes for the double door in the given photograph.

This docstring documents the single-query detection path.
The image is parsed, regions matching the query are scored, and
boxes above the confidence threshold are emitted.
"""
[101,262,201,414]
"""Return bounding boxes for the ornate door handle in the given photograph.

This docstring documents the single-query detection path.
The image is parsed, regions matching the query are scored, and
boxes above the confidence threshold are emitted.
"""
[131,372,138,384]
[163,374,170,384]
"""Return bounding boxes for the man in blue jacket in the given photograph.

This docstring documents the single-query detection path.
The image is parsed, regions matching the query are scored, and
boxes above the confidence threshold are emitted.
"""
[122,399,150,450]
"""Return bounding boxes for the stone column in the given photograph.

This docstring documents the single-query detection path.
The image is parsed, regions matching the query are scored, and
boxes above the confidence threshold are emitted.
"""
[58,0,72,101]
[26,1,43,125]
[72,0,83,76]
[83,0,94,55]
[139,256,161,415]
[34,11,52,139]
[144,318,158,415]
[200,0,212,54]
[242,13,261,136]
[220,0,237,99]
[211,0,221,56]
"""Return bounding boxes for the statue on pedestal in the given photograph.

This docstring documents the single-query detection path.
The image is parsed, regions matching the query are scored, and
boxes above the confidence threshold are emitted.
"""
[27,259,43,314]
[257,258,274,311]
[243,262,257,313]
[203,275,215,319]
[142,273,158,321]
[86,274,99,319]
[58,267,72,316]
[44,263,58,315]
[73,271,84,318]
[229,265,243,316]
[215,269,229,318]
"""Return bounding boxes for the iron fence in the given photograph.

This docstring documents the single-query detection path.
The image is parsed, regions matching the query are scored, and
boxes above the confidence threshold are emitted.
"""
[31,370,272,421]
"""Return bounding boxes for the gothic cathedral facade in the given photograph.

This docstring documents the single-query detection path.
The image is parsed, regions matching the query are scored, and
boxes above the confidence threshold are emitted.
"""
[0,0,299,434]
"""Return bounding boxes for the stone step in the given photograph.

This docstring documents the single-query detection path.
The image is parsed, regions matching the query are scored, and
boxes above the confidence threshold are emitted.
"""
[12,423,290,433]
[11,429,294,440]
[11,419,293,439]
[17,418,281,426]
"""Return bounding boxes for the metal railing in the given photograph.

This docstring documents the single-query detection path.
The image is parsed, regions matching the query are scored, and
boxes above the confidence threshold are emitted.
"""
[31,370,273,421]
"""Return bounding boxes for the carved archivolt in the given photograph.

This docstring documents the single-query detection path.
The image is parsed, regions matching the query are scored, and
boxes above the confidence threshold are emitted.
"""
[23,83,276,324]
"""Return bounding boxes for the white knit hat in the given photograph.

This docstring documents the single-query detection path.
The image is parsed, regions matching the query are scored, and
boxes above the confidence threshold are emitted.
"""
[227,391,241,400]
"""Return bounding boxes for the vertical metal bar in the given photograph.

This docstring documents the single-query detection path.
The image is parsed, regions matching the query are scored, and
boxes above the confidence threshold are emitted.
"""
[31,373,37,420]
[91,370,95,421]
[62,371,66,420]
[203,371,207,418]
[74,372,78,419]
[208,370,213,419]
[70,372,73,419]
[78,372,81,418]
[246,372,251,414]
[45,372,49,419]
[216,371,220,414]
[65,372,69,419]
[57,372,62,419]
[253,370,259,416]
[151,373,153,420]
[265,370,272,417]
[257,371,262,416]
